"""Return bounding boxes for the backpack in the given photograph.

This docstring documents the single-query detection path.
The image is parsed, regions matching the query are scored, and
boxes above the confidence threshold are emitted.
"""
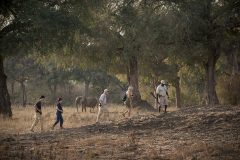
[122,93,127,102]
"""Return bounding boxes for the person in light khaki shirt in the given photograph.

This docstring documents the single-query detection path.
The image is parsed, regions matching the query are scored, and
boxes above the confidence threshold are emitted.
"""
[122,86,134,117]
[30,95,45,132]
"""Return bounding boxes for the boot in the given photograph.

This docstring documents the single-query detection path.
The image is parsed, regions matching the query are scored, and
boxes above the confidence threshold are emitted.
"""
[164,105,167,113]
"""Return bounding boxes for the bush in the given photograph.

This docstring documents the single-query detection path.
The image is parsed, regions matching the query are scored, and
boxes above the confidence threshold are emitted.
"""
[217,75,240,105]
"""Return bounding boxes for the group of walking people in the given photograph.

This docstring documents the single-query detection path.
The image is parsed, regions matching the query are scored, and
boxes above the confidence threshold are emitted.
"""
[96,85,135,123]
[30,80,169,132]
[30,96,64,132]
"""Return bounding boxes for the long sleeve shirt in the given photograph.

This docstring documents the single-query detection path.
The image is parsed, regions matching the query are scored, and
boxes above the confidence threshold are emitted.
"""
[99,93,107,106]
[35,101,42,114]
[56,103,63,114]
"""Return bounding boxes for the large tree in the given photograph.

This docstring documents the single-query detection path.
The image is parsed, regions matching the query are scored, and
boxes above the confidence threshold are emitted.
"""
[90,1,170,106]
[0,0,98,116]
[164,0,240,105]
[5,55,40,106]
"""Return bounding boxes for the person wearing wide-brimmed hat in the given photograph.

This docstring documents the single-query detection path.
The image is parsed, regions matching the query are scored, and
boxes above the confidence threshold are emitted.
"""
[156,80,169,113]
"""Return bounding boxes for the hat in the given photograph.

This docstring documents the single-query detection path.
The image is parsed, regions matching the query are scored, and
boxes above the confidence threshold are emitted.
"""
[161,80,166,84]
[57,97,63,101]
[128,86,133,90]
[40,95,45,99]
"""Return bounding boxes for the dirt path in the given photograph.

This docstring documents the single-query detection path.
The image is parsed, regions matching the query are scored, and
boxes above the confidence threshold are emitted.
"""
[0,105,240,160]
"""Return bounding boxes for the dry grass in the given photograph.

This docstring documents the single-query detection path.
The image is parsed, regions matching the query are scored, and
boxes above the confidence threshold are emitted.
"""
[172,141,240,160]
[0,105,239,159]
[0,104,167,134]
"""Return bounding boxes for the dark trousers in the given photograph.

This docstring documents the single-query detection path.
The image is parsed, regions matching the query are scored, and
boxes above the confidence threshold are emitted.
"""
[53,112,64,127]
[158,105,167,113]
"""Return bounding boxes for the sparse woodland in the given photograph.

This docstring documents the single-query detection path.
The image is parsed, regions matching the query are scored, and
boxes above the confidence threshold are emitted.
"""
[0,0,240,159]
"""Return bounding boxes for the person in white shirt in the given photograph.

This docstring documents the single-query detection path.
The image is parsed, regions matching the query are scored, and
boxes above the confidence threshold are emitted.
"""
[156,80,169,113]
[96,89,109,123]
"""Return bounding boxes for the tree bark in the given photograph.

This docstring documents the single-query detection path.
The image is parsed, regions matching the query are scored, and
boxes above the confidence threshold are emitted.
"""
[175,77,182,108]
[204,51,220,105]
[0,55,12,117]
[10,81,15,104]
[128,55,141,104]
[232,52,239,75]
[20,81,27,107]
[53,84,57,100]
[84,80,90,98]
[68,83,72,95]
[48,83,57,102]
[152,77,158,108]
[226,52,239,76]
[126,66,130,84]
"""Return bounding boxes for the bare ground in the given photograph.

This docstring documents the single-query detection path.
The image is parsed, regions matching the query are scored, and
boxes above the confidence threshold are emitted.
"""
[0,105,240,160]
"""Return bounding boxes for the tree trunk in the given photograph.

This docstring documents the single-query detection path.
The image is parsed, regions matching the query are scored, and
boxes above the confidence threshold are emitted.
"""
[0,55,12,117]
[68,84,72,95]
[126,66,130,84]
[48,83,57,102]
[25,85,27,106]
[84,80,90,98]
[53,84,57,101]
[175,77,181,108]
[232,52,239,75]
[11,81,14,96]
[226,52,239,76]
[225,42,239,75]
[152,77,158,108]
[204,51,220,105]
[10,81,15,104]
[128,55,141,104]
[20,81,26,107]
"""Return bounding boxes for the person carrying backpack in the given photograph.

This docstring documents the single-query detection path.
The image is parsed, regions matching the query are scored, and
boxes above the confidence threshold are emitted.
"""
[156,80,169,113]
[122,86,134,117]
[30,95,45,132]
[51,97,64,129]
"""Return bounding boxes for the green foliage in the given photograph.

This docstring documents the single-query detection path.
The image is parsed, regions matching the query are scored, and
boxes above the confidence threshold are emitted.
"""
[217,75,240,105]
[180,65,205,105]
[5,55,40,82]
[1,0,240,107]
[0,0,98,57]
[5,54,126,104]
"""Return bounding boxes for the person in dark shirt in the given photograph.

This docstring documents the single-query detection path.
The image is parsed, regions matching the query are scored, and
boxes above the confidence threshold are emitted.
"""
[30,95,45,132]
[52,97,64,129]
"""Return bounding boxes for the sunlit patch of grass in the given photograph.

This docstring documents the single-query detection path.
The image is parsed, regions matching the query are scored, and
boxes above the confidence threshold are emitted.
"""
[0,104,176,134]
